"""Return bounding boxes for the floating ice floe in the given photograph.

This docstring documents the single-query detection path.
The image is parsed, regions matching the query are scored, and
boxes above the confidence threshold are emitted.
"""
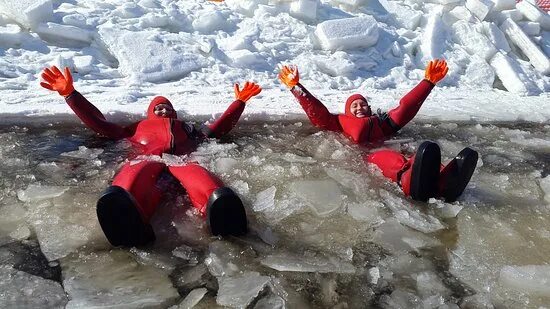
[290,179,343,216]
[17,184,69,202]
[261,253,356,274]
[60,145,103,159]
[62,250,180,308]
[499,265,550,297]
[216,271,271,308]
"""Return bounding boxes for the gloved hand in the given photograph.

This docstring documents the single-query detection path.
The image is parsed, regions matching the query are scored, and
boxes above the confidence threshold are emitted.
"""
[425,59,448,85]
[278,65,299,88]
[234,81,262,103]
[40,66,75,97]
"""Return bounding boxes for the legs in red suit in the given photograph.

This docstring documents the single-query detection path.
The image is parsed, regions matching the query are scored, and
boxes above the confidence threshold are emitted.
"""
[365,141,478,202]
[97,161,247,247]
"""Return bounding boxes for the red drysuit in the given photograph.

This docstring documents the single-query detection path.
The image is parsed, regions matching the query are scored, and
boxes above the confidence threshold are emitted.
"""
[65,91,246,220]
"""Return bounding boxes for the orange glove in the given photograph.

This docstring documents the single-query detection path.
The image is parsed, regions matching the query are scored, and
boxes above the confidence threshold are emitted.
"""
[40,66,75,97]
[234,81,262,103]
[278,65,299,88]
[425,59,448,85]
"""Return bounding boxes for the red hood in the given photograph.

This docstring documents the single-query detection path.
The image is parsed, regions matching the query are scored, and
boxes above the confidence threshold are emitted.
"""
[147,96,177,119]
[345,93,371,117]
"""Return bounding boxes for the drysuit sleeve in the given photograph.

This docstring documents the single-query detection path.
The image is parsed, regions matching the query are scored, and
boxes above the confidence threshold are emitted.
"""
[65,91,134,139]
[387,79,435,129]
[291,83,342,132]
[201,100,246,138]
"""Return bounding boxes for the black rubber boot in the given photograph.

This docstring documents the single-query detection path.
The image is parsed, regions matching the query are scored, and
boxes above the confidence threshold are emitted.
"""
[409,141,441,202]
[96,186,156,247]
[440,147,478,203]
[206,187,248,236]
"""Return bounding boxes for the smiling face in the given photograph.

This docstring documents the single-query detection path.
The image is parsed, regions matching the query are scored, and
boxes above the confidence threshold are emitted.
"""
[349,99,371,118]
[153,103,176,118]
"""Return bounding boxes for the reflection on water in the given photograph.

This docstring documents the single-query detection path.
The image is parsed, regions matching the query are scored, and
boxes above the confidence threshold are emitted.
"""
[0,119,549,308]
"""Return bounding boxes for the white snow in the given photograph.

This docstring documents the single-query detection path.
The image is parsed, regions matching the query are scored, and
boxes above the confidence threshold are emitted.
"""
[0,0,53,29]
[314,16,379,51]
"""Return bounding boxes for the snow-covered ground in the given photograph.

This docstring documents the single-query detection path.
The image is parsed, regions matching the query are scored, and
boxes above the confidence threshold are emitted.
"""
[1,0,550,308]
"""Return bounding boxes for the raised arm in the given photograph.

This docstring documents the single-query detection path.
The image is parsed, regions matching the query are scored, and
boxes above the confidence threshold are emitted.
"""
[387,59,448,129]
[202,81,262,138]
[279,65,341,132]
[40,66,132,140]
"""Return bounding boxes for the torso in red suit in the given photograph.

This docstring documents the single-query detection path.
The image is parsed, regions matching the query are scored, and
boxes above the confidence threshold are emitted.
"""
[290,80,435,144]
[65,91,248,246]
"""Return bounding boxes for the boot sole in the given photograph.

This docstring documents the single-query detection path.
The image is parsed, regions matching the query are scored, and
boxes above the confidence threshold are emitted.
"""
[97,186,155,247]
[410,141,441,202]
[443,148,478,203]
[207,187,248,236]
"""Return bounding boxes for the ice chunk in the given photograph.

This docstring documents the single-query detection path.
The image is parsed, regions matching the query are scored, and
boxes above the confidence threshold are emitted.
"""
[27,197,108,261]
[281,152,316,164]
[462,56,495,89]
[35,22,93,43]
[415,271,451,298]
[449,6,477,23]
[290,179,343,216]
[314,16,379,51]
[499,265,550,297]
[540,176,550,204]
[204,240,241,277]
[500,9,524,22]
[216,271,271,308]
[253,186,277,212]
[0,0,53,29]
[379,190,445,233]
[0,24,34,47]
[290,0,318,21]
[178,288,207,308]
[261,253,356,274]
[491,0,516,11]
[254,293,286,309]
[347,202,384,226]
[325,167,370,196]
[62,250,179,308]
[452,20,497,60]
[437,203,464,218]
[500,18,550,74]
[0,203,27,244]
[172,245,200,265]
[17,184,68,202]
[466,0,495,21]
[420,8,449,63]
[517,0,550,30]
[379,289,421,308]
[372,219,441,254]
[214,157,238,174]
[192,11,227,33]
[518,21,541,35]
[97,26,208,82]
[489,52,539,93]
[0,266,67,307]
[383,1,422,30]
[61,145,103,159]
[367,267,380,284]
[73,55,94,75]
[478,22,511,53]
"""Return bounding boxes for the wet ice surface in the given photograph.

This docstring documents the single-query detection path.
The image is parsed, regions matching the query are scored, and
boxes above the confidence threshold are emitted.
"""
[0,120,549,308]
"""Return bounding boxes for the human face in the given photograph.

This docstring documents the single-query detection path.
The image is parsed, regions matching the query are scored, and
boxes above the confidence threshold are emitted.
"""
[350,99,370,118]
[153,103,175,118]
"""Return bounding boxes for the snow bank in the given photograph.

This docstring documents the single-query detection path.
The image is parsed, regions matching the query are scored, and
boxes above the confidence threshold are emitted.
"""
[0,0,52,29]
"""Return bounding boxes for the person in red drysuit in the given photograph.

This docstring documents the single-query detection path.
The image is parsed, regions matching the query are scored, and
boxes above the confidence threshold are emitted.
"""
[40,66,262,246]
[278,60,478,203]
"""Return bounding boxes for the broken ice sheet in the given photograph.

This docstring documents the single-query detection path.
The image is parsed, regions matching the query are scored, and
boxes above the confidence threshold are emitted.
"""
[347,201,384,226]
[177,288,208,308]
[62,250,180,308]
[372,218,441,254]
[0,265,68,308]
[290,179,343,217]
[60,145,103,159]
[253,186,277,212]
[17,184,69,202]
[379,190,445,233]
[261,252,356,274]
[216,271,271,308]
